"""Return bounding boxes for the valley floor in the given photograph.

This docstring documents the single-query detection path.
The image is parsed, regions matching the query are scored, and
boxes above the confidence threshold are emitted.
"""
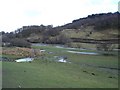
[1,44,119,88]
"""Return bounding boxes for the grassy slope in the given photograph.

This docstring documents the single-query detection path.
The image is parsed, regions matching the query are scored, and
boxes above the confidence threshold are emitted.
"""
[61,27,118,49]
[62,27,118,39]
[2,46,118,88]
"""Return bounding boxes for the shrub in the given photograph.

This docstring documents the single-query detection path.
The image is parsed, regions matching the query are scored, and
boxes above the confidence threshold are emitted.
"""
[10,38,31,48]
[96,44,115,51]
[57,34,71,44]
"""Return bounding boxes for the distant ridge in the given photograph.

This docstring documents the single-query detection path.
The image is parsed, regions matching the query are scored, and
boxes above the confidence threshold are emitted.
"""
[60,12,119,30]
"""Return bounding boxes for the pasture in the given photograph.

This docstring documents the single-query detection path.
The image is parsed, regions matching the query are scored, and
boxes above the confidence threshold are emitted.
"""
[2,45,119,88]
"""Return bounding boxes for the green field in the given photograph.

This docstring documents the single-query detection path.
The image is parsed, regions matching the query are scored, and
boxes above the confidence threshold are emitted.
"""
[2,45,119,88]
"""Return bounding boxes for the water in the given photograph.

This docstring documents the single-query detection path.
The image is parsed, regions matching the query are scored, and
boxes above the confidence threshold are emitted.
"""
[58,58,67,63]
[32,43,89,51]
[15,58,34,62]
[54,56,71,63]
[32,43,48,46]
[67,51,98,55]
[0,57,9,61]
[55,46,64,48]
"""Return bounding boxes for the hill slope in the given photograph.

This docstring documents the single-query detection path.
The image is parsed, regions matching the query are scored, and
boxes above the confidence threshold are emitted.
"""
[1,12,119,48]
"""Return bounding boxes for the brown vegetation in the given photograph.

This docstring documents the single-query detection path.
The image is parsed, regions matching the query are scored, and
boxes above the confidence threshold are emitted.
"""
[2,47,42,57]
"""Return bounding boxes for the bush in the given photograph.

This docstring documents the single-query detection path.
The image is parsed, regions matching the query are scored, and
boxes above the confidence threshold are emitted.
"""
[42,33,71,44]
[96,44,115,51]
[57,34,71,44]
[10,38,31,48]
[2,35,10,42]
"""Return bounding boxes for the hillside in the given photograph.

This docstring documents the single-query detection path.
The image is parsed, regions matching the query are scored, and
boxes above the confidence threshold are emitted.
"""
[1,12,119,49]
[60,12,119,39]
[61,12,119,30]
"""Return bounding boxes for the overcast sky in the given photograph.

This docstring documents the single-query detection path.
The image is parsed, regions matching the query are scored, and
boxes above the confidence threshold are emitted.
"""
[0,0,119,32]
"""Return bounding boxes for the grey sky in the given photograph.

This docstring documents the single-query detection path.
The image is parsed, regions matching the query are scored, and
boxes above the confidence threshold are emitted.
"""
[0,0,119,32]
